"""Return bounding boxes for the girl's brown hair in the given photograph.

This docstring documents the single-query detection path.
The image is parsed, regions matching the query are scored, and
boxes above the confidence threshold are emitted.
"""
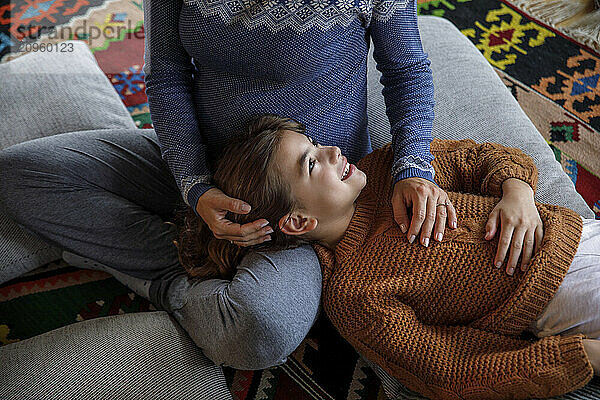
[171,114,311,281]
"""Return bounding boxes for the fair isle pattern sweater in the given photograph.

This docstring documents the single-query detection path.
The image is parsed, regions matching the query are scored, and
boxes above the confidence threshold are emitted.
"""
[313,139,592,400]
[142,0,436,215]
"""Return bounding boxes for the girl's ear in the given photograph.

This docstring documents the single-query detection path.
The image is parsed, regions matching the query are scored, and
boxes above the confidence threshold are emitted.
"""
[279,212,318,236]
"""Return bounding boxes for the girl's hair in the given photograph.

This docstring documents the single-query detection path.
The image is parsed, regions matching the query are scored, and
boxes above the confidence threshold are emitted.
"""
[171,114,311,281]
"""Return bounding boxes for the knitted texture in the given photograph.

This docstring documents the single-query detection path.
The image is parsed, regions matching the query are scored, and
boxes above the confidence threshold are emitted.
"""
[313,139,592,400]
[142,0,436,215]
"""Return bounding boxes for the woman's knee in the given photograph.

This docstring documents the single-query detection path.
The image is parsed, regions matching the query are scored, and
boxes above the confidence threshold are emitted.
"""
[0,140,74,223]
[198,302,321,370]
[240,294,322,369]
[217,307,313,370]
[174,245,322,370]
[227,247,322,369]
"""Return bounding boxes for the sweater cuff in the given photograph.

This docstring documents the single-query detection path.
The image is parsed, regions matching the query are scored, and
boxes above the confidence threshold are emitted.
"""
[484,167,537,197]
[558,334,595,391]
[394,167,439,188]
[186,182,215,217]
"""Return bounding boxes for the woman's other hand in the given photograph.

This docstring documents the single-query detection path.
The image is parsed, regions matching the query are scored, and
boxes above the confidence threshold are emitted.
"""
[486,178,543,275]
[392,177,458,247]
[583,339,600,376]
[195,187,273,247]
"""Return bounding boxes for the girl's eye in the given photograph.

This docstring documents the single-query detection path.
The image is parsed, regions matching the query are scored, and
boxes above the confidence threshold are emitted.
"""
[309,158,315,173]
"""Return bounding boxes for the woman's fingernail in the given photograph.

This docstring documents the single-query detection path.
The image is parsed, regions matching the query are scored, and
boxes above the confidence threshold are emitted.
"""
[265,236,272,241]
[508,267,514,276]
[495,261,502,268]
[436,233,443,241]
[400,224,407,233]
[409,235,416,243]
[265,228,274,234]
[452,221,457,229]
[423,238,429,247]
[260,220,269,228]
[241,204,251,212]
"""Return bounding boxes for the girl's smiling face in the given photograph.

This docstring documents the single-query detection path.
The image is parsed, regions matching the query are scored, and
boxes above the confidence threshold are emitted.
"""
[274,130,366,234]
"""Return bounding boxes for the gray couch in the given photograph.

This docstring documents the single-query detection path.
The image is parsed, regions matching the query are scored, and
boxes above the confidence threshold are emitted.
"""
[0,15,595,400]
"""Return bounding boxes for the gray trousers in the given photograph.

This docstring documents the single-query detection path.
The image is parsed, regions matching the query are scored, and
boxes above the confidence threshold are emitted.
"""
[0,127,322,370]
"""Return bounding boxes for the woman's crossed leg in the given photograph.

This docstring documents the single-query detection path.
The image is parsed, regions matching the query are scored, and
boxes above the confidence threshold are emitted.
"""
[0,128,322,369]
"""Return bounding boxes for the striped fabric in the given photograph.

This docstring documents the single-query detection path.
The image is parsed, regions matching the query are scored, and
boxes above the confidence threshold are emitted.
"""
[0,311,232,400]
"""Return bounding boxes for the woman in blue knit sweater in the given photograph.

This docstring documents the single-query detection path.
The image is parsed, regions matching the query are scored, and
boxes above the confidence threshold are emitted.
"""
[144,0,464,366]
[140,0,460,368]
[0,0,460,371]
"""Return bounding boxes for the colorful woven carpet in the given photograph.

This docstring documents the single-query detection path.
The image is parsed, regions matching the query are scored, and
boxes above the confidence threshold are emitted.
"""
[417,0,600,219]
[1,1,599,399]
[504,0,600,53]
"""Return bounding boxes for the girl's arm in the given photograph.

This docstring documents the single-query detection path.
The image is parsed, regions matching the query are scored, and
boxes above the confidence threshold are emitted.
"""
[430,138,539,198]
[327,296,594,400]
[143,0,214,215]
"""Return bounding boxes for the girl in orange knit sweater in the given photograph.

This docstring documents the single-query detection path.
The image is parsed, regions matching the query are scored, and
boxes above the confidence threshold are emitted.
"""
[172,114,600,399]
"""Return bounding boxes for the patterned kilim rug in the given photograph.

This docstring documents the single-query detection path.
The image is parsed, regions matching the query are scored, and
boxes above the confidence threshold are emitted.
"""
[417,0,600,220]
[1,1,599,399]
[504,0,600,53]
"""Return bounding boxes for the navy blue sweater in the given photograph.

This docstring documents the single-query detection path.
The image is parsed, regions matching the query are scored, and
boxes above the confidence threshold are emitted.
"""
[143,0,437,215]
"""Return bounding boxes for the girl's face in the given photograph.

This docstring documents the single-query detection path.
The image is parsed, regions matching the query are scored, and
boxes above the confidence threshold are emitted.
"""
[275,130,366,223]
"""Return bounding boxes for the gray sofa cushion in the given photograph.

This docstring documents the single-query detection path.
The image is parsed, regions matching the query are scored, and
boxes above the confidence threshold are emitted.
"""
[0,311,232,400]
[0,40,136,147]
[0,40,137,284]
[367,15,595,219]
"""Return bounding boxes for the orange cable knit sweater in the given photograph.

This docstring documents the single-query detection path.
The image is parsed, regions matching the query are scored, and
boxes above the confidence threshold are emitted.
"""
[312,139,592,400]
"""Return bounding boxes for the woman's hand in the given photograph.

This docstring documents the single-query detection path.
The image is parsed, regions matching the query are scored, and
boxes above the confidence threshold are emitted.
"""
[195,188,273,247]
[392,177,458,247]
[485,178,543,275]
[583,339,600,376]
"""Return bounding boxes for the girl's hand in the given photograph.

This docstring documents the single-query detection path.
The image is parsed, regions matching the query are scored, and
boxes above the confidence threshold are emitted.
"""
[485,178,543,275]
[195,187,273,247]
